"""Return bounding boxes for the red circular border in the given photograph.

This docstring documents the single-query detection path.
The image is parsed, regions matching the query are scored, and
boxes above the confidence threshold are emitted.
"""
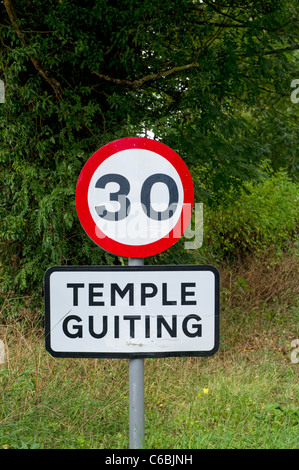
[75,137,194,258]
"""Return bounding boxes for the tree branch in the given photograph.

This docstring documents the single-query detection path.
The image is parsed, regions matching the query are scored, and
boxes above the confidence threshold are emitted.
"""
[193,21,253,28]
[3,0,63,100]
[262,44,299,55]
[91,73,135,88]
[92,21,226,91]
[201,0,245,24]
[92,61,199,90]
[239,43,299,59]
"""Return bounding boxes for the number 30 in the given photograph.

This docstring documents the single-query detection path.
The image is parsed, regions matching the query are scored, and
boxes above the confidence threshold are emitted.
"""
[95,173,179,222]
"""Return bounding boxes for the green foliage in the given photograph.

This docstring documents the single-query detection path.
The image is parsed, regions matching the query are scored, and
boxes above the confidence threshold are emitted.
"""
[250,105,299,179]
[0,1,298,295]
[203,170,299,260]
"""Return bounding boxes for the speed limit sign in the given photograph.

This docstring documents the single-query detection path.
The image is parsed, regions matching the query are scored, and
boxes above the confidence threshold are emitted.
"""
[75,137,194,257]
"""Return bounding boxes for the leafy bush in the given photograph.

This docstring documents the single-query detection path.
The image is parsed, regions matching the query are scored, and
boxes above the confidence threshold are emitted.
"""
[1,0,298,300]
[202,170,299,260]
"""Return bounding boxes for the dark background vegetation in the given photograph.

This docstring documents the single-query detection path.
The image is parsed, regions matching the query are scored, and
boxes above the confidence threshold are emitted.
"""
[0,0,298,307]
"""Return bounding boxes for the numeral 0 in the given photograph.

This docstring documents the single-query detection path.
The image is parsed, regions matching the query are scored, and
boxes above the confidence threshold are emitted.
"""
[95,173,179,221]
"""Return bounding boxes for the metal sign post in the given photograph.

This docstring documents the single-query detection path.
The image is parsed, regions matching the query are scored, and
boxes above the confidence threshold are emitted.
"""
[129,357,144,449]
[128,257,145,449]
[128,256,145,447]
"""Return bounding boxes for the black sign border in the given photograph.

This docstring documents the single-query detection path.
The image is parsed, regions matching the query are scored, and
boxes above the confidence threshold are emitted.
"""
[45,265,220,359]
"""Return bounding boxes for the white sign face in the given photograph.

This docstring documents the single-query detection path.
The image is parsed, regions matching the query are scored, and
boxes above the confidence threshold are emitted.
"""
[87,148,184,245]
[45,266,219,358]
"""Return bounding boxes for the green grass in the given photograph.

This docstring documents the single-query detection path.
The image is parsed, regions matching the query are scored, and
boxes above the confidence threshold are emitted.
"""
[0,301,298,449]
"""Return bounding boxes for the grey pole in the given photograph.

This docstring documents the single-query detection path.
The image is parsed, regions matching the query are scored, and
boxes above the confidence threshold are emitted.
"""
[128,257,144,449]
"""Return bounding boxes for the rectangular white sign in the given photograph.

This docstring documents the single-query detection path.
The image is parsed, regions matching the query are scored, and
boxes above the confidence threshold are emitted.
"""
[45,265,220,358]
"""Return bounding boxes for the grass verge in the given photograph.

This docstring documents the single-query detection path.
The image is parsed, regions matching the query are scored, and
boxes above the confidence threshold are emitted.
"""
[0,252,298,449]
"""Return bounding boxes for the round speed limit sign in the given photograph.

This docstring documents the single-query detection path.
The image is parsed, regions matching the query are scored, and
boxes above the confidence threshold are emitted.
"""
[75,137,194,258]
